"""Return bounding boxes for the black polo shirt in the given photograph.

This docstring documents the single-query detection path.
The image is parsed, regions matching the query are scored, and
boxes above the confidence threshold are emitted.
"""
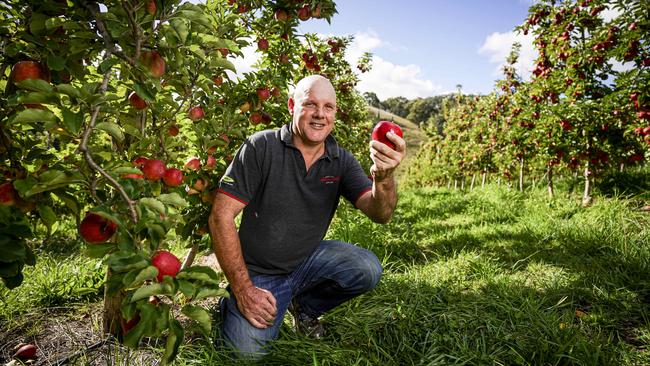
[217,123,372,275]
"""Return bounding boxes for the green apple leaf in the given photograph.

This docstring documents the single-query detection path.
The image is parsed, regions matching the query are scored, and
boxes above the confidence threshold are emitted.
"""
[95,122,125,142]
[11,109,57,125]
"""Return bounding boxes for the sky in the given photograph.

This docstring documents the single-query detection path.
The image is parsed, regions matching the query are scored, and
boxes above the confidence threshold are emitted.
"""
[296,0,538,99]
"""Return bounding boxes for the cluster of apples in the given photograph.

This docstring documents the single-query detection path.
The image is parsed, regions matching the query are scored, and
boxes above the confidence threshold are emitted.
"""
[126,157,185,187]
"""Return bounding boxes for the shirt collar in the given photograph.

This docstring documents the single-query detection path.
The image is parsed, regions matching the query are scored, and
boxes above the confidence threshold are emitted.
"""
[281,123,340,160]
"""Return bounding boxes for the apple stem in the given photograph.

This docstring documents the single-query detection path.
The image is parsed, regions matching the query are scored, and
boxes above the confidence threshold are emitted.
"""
[79,63,139,224]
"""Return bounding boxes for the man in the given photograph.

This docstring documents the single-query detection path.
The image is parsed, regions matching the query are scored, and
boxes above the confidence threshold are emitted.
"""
[208,75,405,358]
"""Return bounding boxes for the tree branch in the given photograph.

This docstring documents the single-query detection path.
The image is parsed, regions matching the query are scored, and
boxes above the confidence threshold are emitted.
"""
[81,0,135,66]
[79,65,139,223]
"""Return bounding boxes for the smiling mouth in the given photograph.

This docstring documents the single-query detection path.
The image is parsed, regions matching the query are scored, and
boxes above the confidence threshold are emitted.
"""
[310,122,326,129]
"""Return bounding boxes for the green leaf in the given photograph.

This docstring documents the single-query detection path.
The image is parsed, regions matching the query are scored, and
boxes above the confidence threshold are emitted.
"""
[95,122,125,142]
[61,108,84,135]
[29,13,48,35]
[176,265,220,285]
[107,253,149,273]
[37,204,57,230]
[56,84,81,99]
[170,18,189,44]
[162,319,184,365]
[133,83,155,103]
[130,283,172,302]
[14,79,53,92]
[10,109,56,125]
[181,304,211,334]
[85,243,116,258]
[157,193,188,208]
[17,92,60,105]
[47,54,66,71]
[139,198,166,215]
[113,166,144,175]
[210,58,237,73]
[177,280,195,297]
[194,287,227,301]
[125,266,159,288]
[99,57,120,74]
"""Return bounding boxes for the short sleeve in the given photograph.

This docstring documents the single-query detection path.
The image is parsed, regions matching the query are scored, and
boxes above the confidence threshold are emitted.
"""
[340,150,372,207]
[217,139,262,205]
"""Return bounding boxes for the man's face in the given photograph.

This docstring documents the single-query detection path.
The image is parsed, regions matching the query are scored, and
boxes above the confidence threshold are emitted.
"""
[289,78,337,147]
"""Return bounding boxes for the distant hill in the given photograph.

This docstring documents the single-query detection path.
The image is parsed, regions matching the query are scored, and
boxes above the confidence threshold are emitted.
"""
[366,105,428,180]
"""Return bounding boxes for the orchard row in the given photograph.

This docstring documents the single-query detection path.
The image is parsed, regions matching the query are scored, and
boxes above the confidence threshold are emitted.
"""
[408,0,648,204]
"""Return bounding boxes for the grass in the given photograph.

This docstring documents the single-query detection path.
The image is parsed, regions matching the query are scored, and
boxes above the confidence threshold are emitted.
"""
[1,184,649,365]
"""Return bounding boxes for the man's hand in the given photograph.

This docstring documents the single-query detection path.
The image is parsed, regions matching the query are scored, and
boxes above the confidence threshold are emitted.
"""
[369,131,406,181]
[235,285,277,329]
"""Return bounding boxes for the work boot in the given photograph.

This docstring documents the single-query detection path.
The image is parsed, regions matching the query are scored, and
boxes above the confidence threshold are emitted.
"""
[288,300,325,339]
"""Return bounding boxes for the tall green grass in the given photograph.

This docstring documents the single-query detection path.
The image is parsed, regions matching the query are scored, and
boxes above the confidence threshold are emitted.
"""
[2,183,649,365]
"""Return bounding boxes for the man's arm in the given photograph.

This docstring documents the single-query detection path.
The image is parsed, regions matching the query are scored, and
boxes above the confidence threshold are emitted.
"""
[355,131,406,223]
[208,192,277,329]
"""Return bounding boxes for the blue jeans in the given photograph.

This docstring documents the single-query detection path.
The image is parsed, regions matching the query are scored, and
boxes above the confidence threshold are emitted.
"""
[219,240,383,358]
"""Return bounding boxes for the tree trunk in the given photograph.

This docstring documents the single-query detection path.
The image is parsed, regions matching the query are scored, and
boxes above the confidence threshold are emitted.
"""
[519,156,525,192]
[547,164,554,198]
[497,177,501,187]
[103,269,125,337]
[461,176,465,191]
[181,243,199,270]
[470,173,476,191]
[619,162,624,172]
[481,171,487,188]
[454,179,458,190]
[582,162,592,206]
[447,179,451,189]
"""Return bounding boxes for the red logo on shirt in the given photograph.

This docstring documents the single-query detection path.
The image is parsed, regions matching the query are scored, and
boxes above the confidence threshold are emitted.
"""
[320,176,340,184]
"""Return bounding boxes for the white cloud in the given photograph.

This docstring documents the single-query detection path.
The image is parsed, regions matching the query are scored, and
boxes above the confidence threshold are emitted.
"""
[346,31,444,99]
[478,30,537,80]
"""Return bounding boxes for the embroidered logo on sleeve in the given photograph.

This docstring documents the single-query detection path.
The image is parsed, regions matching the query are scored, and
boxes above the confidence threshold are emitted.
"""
[220,175,235,186]
[320,176,340,184]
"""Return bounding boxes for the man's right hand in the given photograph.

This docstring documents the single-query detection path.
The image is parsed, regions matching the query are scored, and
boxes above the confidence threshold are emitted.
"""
[235,285,277,329]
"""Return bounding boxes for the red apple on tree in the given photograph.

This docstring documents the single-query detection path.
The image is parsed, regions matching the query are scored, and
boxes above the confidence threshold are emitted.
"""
[163,168,184,187]
[140,50,165,78]
[188,106,205,121]
[128,91,147,110]
[121,313,140,334]
[145,0,156,15]
[257,38,269,51]
[167,124,179,136]
[0,182,18,206]
[212,75,223,86]
[11,61,50,84]
[274,8,288,21]
[371,121,403,150]
[151,250,181,281]
[205,155,217,168]
[184,157,201,171]
[250,112,263,125]
[256,87,270,101]
[79,212,118,243]
[142,159,166,181]
[297,5,311,21]
[132,156,148,169]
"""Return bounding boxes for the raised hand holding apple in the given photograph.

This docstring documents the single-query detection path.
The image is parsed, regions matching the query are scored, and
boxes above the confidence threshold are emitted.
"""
[369,121,406,181]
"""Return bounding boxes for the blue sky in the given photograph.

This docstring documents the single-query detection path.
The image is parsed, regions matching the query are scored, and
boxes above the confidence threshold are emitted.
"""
[297,0,536,99]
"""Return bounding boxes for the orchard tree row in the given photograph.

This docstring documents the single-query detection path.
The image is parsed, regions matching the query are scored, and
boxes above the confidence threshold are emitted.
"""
[406,0,648,205]
[0,0,373,363]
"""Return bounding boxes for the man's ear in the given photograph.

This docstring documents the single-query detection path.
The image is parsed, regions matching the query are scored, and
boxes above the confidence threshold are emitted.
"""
[287,97,294,115]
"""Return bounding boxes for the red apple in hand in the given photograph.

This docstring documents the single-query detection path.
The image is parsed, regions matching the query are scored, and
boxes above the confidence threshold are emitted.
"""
[142,159,166,181]
[371,121,403,150]
[79,212,118,243]
[151,250,181,281]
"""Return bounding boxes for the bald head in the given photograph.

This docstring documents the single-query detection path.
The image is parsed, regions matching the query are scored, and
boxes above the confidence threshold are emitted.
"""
[292,75,336,103]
